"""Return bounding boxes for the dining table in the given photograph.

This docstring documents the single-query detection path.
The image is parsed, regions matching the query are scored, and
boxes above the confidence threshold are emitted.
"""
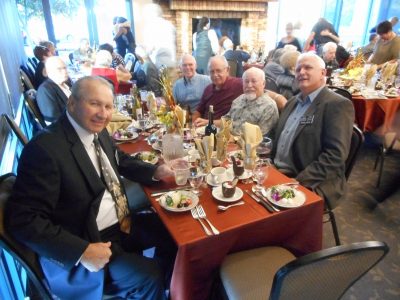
[118,134,324,300]
[351,94,400,135]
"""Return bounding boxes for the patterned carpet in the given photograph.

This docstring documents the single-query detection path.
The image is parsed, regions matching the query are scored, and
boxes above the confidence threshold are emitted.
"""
[323,136,400,299]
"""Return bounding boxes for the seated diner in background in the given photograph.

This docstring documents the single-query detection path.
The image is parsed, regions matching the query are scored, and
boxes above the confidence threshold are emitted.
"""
[192,55,243,127]
[134,46,162,96]
[73,38,95,65]
[39,40,57,56]
[272,52,354,207]
[6,76,176,300]
[173,54,211,113]
[91,50,132,94]
[215,67,279,135]
[98,43,126,69]
[276,50,300,99]
[222,38,250,78]
[33,45,53,89]
[37,56,71,123]
[369,20,400,67]
[321,42,339,80]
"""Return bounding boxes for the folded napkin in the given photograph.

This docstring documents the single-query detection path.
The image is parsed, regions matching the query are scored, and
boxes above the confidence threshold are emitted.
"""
[381,61,398,83]
[111,112,132,122]
[194,134,214,172]
[174,105,186,131]
[241,122,262,158]
[146,92,158,114]
[364,64,377,85]
[215,117,232,161]
[106,121,131,134]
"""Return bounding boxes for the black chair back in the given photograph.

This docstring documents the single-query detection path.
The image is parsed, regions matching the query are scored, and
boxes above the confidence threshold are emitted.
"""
[20,69,35,91]
[265,76,279,93]
[0,173,52,300]
[20,64,35,86]
[270,241,389,300]
[345,125,364,180]
[227,60,238,77]
[328,85,352,100]
[2,114,28,146]
[24,89,47,130]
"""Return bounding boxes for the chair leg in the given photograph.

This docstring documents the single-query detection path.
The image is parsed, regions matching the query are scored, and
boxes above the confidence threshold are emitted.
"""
[327,210,341,246]
[373,148,381,170]
[376,154,385,188]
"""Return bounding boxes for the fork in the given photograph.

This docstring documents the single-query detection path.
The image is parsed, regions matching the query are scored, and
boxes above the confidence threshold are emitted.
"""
[196,205,220,235]
[191,208,212,236]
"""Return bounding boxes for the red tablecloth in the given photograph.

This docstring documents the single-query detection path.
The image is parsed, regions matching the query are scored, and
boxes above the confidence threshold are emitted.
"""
[351,96,400,134]
[119,138,324,300]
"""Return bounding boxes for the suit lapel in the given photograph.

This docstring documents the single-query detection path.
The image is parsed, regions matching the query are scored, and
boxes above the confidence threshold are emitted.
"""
[291,87,327,142]
[60,116,105,197]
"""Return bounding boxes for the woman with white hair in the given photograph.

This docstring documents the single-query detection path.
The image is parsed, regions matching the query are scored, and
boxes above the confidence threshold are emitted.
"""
[276,50,301,99]
[91,50,131,94]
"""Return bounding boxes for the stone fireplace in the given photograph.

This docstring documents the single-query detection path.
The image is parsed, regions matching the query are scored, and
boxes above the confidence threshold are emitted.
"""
[158,0,273,59]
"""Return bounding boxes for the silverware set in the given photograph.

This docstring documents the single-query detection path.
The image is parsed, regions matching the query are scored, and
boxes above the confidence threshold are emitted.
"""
[191,205,219,235]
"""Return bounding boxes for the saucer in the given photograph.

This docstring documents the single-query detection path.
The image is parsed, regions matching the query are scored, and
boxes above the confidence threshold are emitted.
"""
[206,172,234,187]
[212,186,243,202]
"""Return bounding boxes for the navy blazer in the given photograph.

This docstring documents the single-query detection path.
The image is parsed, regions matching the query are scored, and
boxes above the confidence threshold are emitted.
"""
[6,114,157,297]
[273,87,354,207]
[37,79,69,123]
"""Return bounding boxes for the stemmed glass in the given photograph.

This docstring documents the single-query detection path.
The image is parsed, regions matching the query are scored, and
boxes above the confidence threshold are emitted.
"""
[137,114,148,135]
[394,76,400,90]
[253,160,269,191]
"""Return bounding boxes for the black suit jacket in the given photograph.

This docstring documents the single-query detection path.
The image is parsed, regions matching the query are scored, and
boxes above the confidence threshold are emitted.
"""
[37,79,69,123]
[6,114,157,270]
[273,87,354,207]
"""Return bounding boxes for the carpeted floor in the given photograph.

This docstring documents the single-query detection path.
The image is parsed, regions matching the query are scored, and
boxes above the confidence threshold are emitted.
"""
[323,137,400,299]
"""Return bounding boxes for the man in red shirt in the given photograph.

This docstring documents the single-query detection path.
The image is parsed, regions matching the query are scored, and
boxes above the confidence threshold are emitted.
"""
[192,55,243,126]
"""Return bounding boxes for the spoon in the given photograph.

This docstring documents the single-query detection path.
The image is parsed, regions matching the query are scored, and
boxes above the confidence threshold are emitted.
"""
[217,200,245,211]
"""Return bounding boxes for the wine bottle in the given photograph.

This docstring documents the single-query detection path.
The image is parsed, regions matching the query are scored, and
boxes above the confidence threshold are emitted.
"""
[135,94,142,119]
[205,105,217,150]
[204,105,217,136]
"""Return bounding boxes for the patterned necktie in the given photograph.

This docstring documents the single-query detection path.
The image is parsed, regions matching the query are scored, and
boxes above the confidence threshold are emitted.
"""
[93,134,131,234]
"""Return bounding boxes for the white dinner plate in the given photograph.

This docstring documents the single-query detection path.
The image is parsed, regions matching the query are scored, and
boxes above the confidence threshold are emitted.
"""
[212,186,243,203]
[262,185,306,208]
[159,190,199,212]
[206,172,234,187]
[131,151,158,165]
[113,131,139,142]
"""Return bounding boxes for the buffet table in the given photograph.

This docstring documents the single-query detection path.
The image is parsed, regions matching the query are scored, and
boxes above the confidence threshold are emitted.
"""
[119,137,324,300]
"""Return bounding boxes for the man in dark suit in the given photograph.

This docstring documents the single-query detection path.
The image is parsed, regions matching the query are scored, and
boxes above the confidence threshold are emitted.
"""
[272,52,354,208]
[6,76,174,299]
[37,56,70,123]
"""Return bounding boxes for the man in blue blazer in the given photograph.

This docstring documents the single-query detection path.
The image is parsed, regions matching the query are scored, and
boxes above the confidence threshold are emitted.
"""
[273,52,354,208]
[6,76,174,299]
[37,56,70,123]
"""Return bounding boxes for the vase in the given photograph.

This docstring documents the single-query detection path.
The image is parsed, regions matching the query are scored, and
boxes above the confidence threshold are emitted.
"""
[162,130,184,166]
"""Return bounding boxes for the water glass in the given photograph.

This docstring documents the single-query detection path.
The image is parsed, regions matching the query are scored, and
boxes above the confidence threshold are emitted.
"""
[243,156,255,184]
[253,160,269,191]
[395,76,400,89]
[171,159,190,186]
[188,173,204,194]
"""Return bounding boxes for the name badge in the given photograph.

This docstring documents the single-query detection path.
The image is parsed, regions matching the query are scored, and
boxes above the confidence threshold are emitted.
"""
[300,115,314,125]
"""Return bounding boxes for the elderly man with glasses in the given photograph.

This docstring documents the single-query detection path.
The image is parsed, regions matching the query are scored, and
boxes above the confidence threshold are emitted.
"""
[192,55,243,127]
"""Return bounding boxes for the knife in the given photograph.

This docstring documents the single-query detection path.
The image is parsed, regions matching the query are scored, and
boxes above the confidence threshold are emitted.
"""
[244,190,274,213]
[151,186,191,196]
[253,190,280,212]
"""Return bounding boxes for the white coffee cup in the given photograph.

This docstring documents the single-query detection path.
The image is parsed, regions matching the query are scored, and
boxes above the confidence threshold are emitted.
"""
[210,167,227,185]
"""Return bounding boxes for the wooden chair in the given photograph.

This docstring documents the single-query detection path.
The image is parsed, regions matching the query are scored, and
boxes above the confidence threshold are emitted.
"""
[227,60,238,77]
[2,114,28,146]
[0,173,53,300]
[220,241,388,300]
[20,69,35,91]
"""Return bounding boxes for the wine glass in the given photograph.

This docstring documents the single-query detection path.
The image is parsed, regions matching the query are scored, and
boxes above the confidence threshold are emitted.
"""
[137,114,148,134]
[253,160,269,191]
[188,173,204,195]
[256,137,273,160]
